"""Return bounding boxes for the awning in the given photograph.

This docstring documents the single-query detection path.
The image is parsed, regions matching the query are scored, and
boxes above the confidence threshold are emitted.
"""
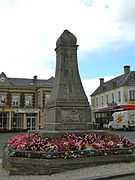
[95,105,135,113]
[121,105,135,110]
[96,106,117,112]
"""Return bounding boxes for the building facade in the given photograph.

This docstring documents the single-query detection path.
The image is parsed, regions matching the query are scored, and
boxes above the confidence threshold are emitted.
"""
[91,66,135,128]
[0,72,54,131]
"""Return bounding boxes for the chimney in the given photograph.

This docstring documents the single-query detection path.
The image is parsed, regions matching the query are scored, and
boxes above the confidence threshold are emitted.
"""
[33,75,37,80]
[100,78,104,86]
[124,66,130,74]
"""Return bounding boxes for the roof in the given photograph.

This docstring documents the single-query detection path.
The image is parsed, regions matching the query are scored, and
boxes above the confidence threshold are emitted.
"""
[9,76,54,86]
[91,71,135,96]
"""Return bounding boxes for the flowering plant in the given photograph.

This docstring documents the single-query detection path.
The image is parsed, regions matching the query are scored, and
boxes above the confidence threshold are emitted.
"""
[3,132,135,159]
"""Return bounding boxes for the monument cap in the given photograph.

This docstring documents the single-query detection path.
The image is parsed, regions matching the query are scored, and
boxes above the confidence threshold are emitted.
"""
[56,30,77,47]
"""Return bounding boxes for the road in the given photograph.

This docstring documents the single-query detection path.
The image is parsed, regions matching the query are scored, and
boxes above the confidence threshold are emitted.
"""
[108,129,135,143]
[0,132,25,158]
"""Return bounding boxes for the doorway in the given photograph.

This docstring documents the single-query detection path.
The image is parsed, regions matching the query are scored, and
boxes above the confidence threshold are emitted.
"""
[26,114,36,130]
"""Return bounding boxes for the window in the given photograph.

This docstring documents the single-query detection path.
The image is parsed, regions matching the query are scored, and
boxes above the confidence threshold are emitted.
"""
[96,97,98,107]
[101,95,104,106]
[129,79,134,85]
[0,94,6,106]
[118,91,121,102]
[106,94,109,104]
[129,90,135,101]
[12,95,20,106]
[112,93,114,102]
[25,95,32,106]
[45,94,50,105]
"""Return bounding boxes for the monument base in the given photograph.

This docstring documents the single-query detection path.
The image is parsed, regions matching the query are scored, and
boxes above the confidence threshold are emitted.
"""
[44,106,91,131]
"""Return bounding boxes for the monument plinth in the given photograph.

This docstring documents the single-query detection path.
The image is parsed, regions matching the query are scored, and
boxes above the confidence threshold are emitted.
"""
[44,30,91,132]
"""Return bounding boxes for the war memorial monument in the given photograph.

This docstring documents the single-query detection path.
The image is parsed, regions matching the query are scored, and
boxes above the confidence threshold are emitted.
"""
[43,30,91,134]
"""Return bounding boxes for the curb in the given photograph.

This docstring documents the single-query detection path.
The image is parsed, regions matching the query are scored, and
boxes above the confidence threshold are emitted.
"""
[2,151,135,175]
[79,170,135,180]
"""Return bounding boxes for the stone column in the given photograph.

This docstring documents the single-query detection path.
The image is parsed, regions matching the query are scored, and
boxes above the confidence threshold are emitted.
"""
[8,111,12,130]
[23,113,27,130]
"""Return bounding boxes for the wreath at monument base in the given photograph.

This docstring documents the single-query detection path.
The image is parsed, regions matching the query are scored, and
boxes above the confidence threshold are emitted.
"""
[3,132,135,159]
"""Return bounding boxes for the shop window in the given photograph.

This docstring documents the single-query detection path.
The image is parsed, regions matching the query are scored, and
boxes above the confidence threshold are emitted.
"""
[0,112,8,130]
[11,113,23,130]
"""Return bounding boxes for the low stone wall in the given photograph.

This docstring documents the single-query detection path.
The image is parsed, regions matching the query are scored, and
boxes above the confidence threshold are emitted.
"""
[2,151,135,175]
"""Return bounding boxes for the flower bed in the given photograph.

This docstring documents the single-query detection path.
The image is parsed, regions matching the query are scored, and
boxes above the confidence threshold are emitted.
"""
[3,132,135,158]
[2,132,135,175]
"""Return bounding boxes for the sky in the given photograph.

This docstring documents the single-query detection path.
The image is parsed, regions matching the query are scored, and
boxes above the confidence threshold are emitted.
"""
[0,0,135,101]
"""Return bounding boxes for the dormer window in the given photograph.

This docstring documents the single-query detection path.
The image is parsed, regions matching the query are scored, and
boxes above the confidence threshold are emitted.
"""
[129,79,134,85]
[112,81,117,88]
[0,77,6,82]
[0,72,11,85]
[0,72,6,83]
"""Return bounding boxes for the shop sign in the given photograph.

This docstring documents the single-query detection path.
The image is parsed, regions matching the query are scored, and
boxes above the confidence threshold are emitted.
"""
[128,101,135,105]
[107,102,117,107]
[15,109,38,113]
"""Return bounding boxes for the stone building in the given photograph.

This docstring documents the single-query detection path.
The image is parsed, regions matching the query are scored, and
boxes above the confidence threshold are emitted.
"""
[91,66,135,128]
[0,72,54,131]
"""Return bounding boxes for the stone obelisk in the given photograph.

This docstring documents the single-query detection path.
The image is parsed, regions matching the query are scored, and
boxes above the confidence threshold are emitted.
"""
[44,30,91,131]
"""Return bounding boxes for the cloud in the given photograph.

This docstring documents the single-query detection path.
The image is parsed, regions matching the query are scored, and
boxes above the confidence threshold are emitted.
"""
[106,0,135,41]
[0,0,135,80]
[80,0,94,7]
[82,75,117,102]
